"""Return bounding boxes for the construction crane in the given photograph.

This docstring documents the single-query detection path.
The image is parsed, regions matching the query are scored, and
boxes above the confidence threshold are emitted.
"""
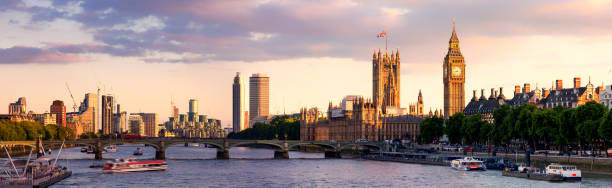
[65,82,78,112]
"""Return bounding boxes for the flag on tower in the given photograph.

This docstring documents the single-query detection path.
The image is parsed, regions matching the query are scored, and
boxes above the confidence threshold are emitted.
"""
[377,31,387,38]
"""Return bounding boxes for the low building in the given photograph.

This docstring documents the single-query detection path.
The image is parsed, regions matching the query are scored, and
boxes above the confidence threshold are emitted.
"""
[600,85,612,109]
[129,115,145,136]
[463,88,509,122]
[32,113,56,125]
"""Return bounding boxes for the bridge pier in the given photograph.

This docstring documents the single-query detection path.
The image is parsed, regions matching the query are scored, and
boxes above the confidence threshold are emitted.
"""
[324,150,341,158]
[216,149,229,159]
[274,150,289,159]
[156,141,166,160]
[36,138,44,158]
[95,139,103,160]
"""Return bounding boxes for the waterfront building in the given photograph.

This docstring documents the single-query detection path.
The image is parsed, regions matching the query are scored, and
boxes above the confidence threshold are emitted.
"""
[131,113,158,137]
[443,22,466,118]
[113,104,127,133]
[32,113,56,125]
[249,73,269,120]
[66,112,84,136]
[541,77,601,108]
[233,72,248,133]
[128,115,145,136]
[50,100,66,127]
[300,49,424,142]
[78,93,97,133]
[600,85,612,109]
[101,95,114,134]
[163,99,226,138]
[463,88,509,122]
[373,48,400,112]
[188,99,199,122]
[8,97,27,115]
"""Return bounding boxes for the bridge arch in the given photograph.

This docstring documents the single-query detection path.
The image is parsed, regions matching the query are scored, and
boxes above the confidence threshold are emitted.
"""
[287,142,337,151]
[229,141,283,150]
[339,143,382,151]
[164,141,224,149]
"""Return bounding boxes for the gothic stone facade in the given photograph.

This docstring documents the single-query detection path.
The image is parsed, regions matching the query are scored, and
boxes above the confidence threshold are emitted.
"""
[443,23,466,118]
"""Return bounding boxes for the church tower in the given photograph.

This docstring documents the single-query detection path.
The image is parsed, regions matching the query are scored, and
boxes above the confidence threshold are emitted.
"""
[417,90,424,116]
[443,21,466,118]
[373,49,400,113]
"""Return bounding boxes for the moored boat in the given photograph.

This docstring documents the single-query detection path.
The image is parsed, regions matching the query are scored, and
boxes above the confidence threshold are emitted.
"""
[133,147,143,156]
[102,158,168,173]
[104,145,117,153]
[545,163,581,182]
[1,141,72,187]
[450,157,486,171]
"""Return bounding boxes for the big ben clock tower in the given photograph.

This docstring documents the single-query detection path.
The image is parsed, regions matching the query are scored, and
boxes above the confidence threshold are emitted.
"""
[443,21,465,118]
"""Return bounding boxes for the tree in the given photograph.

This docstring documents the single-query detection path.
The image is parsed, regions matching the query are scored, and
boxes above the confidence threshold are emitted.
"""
[462,114,482,145]
[479,121,493,145]
[532,108,559,151]
[514,104,537,146]
[574,101,607,156]
[444,113,465,145]
[419,116,444,144]
[599,111,612,157]
[492,105,512,145]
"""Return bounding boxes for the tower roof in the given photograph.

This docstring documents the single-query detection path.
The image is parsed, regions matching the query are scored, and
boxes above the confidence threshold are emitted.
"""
[449,19,459,42]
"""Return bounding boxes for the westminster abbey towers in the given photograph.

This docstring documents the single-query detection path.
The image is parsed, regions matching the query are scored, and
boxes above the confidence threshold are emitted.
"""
[443,22,466,118]
[373,49,400,112]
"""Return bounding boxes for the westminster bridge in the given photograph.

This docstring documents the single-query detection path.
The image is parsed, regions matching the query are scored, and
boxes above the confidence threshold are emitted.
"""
[1,139,384,160]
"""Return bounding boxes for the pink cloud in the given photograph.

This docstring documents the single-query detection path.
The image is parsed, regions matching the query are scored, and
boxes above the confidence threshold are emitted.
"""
[0,46,89,64]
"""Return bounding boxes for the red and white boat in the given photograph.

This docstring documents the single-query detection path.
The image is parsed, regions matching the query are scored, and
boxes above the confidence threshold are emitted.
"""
[102,158,168,173]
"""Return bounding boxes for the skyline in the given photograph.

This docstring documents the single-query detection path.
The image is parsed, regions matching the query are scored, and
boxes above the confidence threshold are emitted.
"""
[2,0,612,127]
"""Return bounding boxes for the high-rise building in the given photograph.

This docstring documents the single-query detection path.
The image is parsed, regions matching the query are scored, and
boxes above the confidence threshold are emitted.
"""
[188,99,199,122]
[101,95,114,134]
[249,73,269,120]
[373,49,400,111]
[128,115,145,135]
[78,93,97,133]
[8,97,27,115]
[113,104,127,133]
[233,72,248,133]
[443,21,466,118]
[131,113,159,137]
[50,100,66,126]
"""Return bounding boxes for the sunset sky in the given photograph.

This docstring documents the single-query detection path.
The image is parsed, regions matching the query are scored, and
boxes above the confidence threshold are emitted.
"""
[1,0,612,126]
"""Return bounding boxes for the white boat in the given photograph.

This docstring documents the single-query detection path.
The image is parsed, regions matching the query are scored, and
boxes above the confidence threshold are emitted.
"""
[102,158,168,173]
[190,143,200,147]
[450,157,486,171]
[545,163,581,181]
[104,145,117,153]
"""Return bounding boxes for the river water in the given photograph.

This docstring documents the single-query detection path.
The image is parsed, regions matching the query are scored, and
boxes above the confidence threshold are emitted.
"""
[16,145,612,187]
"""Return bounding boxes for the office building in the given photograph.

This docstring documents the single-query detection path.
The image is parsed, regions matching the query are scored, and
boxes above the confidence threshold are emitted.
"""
[132,113,159,137]
[8,97,27,115]
[249,73,269,120]
[78,93,97,133]
[50,100,66,127]
[129,115,145,136]
[233,72,248,133]
[101,95,114,134]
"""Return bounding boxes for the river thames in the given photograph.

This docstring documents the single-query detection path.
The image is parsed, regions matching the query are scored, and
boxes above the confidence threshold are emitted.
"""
[31,145,612,187]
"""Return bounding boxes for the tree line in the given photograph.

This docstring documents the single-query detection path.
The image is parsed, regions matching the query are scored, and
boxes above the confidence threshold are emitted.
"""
[419,101,612,155]
[0,120,76,141]
[227,115,300,140]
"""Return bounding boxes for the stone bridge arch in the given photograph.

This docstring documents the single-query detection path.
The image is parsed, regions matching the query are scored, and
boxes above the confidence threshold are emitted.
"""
[287,142,337,151]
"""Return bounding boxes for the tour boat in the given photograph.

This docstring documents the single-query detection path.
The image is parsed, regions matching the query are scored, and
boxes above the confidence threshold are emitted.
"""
[450,157,487,171]
[102,158,168,173]
[133,147,143,156]
[545,163,581,181]
[81,147,88,152]
[1,141,72,187]
[104,145,117,153]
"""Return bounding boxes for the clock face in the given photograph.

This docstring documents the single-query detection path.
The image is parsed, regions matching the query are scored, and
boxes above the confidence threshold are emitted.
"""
[452,66,462,77]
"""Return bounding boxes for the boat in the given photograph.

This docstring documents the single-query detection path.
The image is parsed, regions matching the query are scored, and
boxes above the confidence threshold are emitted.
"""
[80,147,88,152]
[450,157,486,171]
[102,158,167,173]
[190,143,200,147]
[133,148,143,156]
[104,145,117,153]
[545,163,581,181]
[1,141,72,187]
[86,146,95,154]
[502,167,563,182]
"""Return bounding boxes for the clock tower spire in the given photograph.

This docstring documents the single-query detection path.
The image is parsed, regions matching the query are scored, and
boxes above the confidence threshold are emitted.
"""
[443,20,466,118]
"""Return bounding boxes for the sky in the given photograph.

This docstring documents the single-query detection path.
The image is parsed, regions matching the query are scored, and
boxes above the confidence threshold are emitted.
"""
[1,0,612,126]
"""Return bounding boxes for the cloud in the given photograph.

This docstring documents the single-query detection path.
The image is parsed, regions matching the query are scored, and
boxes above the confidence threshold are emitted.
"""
[0,46,88,64]
[380,7,410,16]
[249,32,276,41]
[111,15,166,33]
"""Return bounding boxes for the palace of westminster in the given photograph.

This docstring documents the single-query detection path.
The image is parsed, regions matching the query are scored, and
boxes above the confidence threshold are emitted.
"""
[300,21,610,142]
[300,23,466,142]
